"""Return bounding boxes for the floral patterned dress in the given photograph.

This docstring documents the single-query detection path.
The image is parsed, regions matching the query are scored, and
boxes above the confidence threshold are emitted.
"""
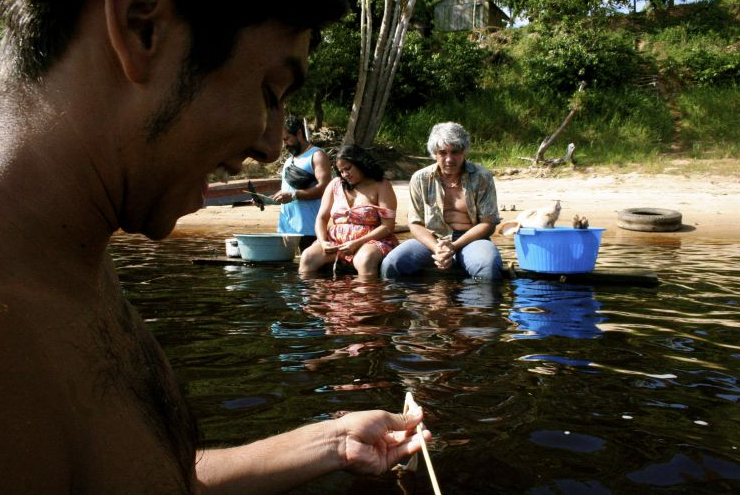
[327,178,399,264]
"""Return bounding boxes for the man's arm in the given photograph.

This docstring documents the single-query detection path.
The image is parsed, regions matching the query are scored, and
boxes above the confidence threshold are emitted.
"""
[450,220,495,252]
[409,223,439,251]
[195,408,429,495]
[271,150,332,204]
[407,173,440,251]
[295,150,331,201]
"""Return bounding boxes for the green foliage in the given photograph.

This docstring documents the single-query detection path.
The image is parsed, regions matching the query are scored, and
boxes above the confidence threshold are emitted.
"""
[390,31,489,111]
[678,86,740,156]
[294,0,740,167]
[523,0,630,24]
[646,25,740,86]
[519,22,640,92]
[638,0,740,34]
[316,101,352,128]
[378,84,674,166]
[287,13,361,117]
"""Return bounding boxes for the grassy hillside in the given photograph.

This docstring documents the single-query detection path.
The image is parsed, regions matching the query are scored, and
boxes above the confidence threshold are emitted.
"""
[365,0,740,174]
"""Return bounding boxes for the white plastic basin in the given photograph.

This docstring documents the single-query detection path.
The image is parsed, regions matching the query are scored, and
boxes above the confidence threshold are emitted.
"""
[233,233,301,261]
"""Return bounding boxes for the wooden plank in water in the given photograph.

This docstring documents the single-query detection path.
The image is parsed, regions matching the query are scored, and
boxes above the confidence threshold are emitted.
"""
[507,264,660,287]
[192,258,660,287]
[192,256,297,266]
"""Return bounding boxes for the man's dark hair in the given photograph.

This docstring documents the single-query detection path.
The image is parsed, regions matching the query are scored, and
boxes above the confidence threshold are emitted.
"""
[284,114,304,137]
[0,0,350,81]
[335,144,385,190]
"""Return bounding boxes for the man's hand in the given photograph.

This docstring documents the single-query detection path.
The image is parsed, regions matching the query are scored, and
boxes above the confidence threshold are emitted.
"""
[271,190,295,204]
[432,239,454,270]
[336,406,431,476]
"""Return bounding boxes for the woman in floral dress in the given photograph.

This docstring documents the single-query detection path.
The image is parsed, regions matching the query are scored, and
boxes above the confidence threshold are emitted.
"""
[299,145,398,276]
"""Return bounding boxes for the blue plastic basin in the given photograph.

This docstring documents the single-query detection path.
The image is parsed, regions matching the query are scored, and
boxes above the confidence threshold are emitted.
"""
[514,227,605,274]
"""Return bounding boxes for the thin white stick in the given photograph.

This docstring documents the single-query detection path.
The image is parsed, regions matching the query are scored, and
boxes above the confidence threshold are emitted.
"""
[405,392,442,495]
[332,252,339,277]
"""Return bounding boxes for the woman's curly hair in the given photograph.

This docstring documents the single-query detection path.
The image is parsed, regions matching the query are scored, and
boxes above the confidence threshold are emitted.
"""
[334,145,385,190]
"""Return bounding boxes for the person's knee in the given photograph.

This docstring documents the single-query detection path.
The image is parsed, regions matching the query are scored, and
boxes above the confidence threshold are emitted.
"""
[380,245,412,278]
[353,246,382,275]
[462,241,503,280]
[380,240,430,279]
[380,250,400,278]
[299,244,325,272]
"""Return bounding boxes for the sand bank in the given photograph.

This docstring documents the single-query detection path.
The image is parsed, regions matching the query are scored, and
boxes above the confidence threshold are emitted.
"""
[175,173,740,242]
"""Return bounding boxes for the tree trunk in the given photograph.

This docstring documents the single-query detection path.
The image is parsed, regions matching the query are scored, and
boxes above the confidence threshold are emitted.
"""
[313,92,325,130]
[344,0,417,147]
[533,81,586,165]
[344,0,375,146]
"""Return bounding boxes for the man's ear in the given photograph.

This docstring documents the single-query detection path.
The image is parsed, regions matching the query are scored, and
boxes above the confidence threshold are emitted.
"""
[105,0,168,83]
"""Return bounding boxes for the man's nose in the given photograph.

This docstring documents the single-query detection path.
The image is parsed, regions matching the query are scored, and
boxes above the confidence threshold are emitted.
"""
[248,109,285,162]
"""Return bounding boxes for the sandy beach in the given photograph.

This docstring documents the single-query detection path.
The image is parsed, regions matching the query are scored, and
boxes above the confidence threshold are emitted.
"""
[176,172,740,242]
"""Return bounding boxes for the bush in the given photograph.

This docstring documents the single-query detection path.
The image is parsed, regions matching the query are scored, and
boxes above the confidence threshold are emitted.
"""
[648,26,740,86]
[390,31,488,111]
[678,86,740,155]
[288,14,361,121]
[519,23,640,92]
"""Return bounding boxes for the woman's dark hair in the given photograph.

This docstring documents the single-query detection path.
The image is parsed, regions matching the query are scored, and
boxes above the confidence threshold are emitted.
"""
[0,0,350,81]
[334,145,385,190]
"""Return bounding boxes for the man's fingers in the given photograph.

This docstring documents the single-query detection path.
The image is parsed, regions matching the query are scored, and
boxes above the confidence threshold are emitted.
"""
[386,429,433,466]
[383,407,423,435]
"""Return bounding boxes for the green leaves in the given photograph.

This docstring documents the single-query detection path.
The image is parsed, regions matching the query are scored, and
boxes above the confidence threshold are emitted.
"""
[391,31,488,110]
[520,23,639,92]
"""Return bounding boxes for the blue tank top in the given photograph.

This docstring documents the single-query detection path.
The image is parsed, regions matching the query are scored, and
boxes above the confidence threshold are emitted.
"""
[277,146,323,235]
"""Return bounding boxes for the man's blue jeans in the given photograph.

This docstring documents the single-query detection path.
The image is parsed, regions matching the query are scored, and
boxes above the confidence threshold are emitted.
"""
[380,234,503,280]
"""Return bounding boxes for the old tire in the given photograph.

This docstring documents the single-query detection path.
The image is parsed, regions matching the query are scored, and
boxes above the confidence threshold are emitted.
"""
[617,208,682,232]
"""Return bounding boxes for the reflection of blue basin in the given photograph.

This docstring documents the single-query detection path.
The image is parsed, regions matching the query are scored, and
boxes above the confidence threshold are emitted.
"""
[509,280,605,339]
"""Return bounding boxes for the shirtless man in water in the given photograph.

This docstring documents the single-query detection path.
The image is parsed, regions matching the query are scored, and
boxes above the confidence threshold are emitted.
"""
[381,122,503,280]
[0,1,430,493]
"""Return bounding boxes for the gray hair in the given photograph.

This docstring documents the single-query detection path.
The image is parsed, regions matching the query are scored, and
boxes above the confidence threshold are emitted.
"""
[426,122,470,159]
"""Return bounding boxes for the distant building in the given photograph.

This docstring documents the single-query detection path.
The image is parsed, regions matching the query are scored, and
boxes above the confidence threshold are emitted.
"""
[434,0,510,32]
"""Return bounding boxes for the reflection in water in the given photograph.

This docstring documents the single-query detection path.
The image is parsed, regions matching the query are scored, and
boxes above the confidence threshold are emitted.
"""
[299,275,401,335]
[508,279,605,339]
[109,233,740,494]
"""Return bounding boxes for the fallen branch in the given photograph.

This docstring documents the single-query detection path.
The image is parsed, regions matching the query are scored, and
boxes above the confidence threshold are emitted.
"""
[518,142,576,167]
[520,81,586,167]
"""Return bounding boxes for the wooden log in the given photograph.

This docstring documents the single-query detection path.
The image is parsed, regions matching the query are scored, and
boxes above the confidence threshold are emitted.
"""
[191,258,660,287]
[192,257,297,267]
[506,264,660,287]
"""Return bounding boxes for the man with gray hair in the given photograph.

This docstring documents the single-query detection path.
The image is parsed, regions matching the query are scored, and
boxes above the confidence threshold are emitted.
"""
[381,122,503,280]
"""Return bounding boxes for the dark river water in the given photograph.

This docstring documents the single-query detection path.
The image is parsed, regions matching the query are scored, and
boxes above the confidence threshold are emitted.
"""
[110,231,740,494]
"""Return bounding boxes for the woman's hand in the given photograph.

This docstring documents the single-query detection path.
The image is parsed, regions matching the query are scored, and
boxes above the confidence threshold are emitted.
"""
[335,406,431,476]
[337,239,363,255]
[321,241,339,254]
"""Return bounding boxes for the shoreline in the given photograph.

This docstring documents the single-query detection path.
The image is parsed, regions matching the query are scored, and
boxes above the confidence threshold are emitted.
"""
[175,173,740,242]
